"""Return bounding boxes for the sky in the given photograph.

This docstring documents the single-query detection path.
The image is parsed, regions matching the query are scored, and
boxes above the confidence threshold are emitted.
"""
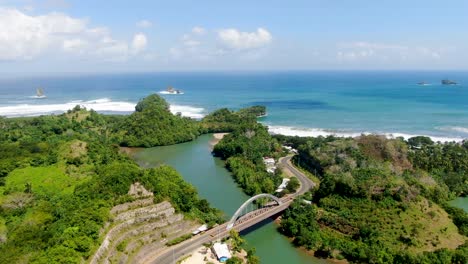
[0,0,468,75]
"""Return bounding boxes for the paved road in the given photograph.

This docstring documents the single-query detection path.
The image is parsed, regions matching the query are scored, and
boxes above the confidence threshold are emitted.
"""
[279,155,316,194]
[146,155,315,264]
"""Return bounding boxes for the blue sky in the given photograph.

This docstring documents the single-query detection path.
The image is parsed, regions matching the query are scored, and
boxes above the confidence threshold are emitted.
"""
[0,0,467,74]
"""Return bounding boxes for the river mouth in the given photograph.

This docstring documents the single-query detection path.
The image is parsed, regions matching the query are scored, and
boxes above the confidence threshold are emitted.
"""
[131,134,329,264]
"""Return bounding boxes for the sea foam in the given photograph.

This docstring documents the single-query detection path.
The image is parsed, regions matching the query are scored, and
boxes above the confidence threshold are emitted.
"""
[169,105,204,119]
[437,126,468,135]
[0,98,205,119]
[267,125,465,143]
[159,91,185,95]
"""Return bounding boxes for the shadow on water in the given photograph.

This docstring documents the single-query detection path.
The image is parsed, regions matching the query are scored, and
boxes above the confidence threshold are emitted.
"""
[239,214,282,236]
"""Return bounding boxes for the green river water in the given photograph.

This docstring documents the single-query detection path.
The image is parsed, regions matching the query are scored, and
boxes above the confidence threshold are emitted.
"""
[133,134,328,264]
[449,197,468,213]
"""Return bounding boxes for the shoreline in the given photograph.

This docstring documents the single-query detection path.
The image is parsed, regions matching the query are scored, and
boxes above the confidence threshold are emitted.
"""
[1,100,466,143]
[119,146,144,157]
[267,125,467,143]
[209,133,228,147]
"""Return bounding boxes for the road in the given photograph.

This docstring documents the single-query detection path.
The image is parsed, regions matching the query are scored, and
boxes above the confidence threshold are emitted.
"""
[146,155,315,264]
[279,155,316,195]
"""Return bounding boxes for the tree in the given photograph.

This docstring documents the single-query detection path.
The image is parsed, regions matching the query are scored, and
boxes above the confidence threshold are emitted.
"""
[286,177,300,192]
[247,248,260,264]
[407,136,434,148]
[226,256,243,264]
[229,229,244,253]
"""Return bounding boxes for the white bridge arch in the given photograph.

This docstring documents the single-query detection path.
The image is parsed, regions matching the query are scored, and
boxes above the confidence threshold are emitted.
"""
[226,193,282,230]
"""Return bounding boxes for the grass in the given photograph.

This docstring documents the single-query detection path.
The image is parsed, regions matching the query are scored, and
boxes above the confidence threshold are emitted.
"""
[166,233,193,246]
[0,165,89,199]
[64,109,90,122]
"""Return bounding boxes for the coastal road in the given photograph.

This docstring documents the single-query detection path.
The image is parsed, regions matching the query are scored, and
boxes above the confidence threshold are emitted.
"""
[146,155,315,264]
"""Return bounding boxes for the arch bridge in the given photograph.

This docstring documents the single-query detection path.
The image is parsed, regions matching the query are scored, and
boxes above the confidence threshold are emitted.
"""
[226,193,282,230]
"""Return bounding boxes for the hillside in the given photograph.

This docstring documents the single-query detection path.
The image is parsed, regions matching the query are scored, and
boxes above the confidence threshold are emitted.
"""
[276,135,468,263]
[114,94,202,147]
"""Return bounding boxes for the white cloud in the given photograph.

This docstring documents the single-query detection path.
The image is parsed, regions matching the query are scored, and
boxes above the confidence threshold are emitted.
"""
[131,33,148,54]
[183,39,200,47]
[191,26,205,35]
[62,38,88,52]
[343,42,408,51]
[218,27,272,51]
[136,20,152,28]
[0,7,149,61]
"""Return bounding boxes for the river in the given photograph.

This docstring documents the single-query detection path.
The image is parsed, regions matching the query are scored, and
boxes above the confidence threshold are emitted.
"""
[450,197,468,213]
[133,134,328,264]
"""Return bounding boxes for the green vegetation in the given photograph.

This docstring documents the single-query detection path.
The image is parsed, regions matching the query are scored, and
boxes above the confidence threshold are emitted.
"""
[226,256,243,264]
[0,95,223,263]
[408,137,468,196]
[116,94,202,147]
[229,229,244,253]
[227,230,260,264]
[276,135,468,263]
[213,122,283,195]
[165,233,193,246]
[201,105,266,133]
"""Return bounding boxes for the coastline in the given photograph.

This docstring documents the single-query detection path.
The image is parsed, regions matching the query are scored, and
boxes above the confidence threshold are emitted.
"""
[1,98,466,143]
[267,125,467,143]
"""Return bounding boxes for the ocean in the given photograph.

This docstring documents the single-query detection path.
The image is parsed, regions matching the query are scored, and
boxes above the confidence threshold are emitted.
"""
[1,71,467,142]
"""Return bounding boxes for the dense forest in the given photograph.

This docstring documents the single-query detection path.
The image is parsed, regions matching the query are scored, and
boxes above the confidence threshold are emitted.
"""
[275,134,468,263]
[112,94,202,147]
[200,105,266,133]
[0,95,222,263]
[210,107,285,196]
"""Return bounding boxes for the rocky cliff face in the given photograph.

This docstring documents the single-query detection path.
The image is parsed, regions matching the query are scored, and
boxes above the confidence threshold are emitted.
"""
[89,183,197,264]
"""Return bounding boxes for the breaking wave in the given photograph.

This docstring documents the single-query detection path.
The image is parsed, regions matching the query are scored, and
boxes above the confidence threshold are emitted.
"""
[0,98,205,119]
[437,126,468,135]
[169,105,204,119]
[159,91,184,95]
[267,125,465,143]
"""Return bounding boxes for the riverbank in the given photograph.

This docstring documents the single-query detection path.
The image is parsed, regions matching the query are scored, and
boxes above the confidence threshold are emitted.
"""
[119,146,143,157]
[210,133,228,147]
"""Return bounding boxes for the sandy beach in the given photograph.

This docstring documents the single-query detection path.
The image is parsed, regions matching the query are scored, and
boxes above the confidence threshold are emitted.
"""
[210,133,228,147]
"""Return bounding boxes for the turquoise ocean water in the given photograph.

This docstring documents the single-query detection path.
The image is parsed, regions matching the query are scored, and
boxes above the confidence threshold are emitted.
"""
[0,71,467,141]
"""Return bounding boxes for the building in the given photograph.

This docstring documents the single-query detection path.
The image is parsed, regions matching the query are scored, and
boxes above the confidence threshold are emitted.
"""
[275,178,290,193]
[212,242,232,262]
[263,157,277,173]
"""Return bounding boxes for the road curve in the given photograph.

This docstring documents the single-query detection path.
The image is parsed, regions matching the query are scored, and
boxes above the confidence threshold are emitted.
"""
[146,155,315,264]
[279,155,316,195]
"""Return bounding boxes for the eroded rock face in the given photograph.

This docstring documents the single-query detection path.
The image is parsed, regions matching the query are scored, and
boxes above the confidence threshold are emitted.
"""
[128,182,153,198]
[89,183,197,264]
